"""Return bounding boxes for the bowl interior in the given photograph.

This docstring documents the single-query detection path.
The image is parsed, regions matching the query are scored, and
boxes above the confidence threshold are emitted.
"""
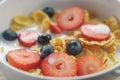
[0,0,120,80]
[0,0,120,33]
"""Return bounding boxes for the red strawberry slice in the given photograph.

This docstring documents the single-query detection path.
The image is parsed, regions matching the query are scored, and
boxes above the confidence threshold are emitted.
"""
[41,52,77,77]
[77,55,105,75]
[49,22,62,34]
[7,49,41,71]
[18,30,38,47]
[56,7,85,30]
[81,24,110,41]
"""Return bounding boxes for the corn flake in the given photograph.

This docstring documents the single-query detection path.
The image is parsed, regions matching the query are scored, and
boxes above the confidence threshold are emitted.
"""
[40,18,51,32]
[50,38,66,52]
[9,22,23,31]
[79,34,115,47]
[29,68,42,75]
[113,30,120,46]
[13,15,34,26]
[84,10,90,24]
[103,16,120,32]
[31,10,48,24]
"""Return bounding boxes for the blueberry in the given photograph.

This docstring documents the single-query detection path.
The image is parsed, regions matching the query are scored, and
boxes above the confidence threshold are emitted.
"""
[43,7,55,17]
[67,40,82,55]
[40,44,54,59]
[38,34,52,45]
[2,29,17,41]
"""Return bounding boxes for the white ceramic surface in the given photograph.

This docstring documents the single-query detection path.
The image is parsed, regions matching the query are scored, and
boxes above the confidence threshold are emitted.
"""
[0,0,120,80]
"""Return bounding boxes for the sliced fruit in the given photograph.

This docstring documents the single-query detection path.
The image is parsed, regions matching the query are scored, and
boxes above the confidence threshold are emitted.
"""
[18,30,38,47]
[41,52,77,77]
[7,49,41,71]
[81,24,110,41]
[77,55,105,75]
[49,22,62,34]
[56,7,85,30]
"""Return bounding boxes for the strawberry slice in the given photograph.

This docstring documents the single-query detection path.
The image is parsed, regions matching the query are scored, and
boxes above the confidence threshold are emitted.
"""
[77,55,105,75]
[41,52,77,77]
[81,24,110,41]
[49,22,62,34]
[7,49,41,71]
[18,30,38,47]
[56,7,85,30]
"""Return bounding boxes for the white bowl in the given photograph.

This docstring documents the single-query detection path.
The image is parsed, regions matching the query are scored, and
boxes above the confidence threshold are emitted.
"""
[0,0,120,80]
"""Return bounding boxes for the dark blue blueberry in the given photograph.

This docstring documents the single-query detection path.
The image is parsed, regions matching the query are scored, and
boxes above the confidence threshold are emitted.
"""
[38,34,52,45]
[43,7,55,17]
[67,40,82,55]
[40,44,54,59]
[2,29,17,41]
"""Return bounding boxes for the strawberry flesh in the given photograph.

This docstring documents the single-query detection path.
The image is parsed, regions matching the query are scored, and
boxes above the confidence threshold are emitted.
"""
[49,22,62,34]
[41,52,77,77]
[57,7,85,30]
[77,55,105,75]
[8,49,41,71]
[81,24,110,41]
[18,30,38,47]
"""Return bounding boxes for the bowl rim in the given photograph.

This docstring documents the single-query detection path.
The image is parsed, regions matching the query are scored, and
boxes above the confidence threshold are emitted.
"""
[0,0,120,79]
[1,58,120,80]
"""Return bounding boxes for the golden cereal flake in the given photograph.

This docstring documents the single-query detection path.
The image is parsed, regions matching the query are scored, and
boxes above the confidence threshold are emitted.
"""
[40,18,51,32]
[70,56,77,60]
[29,68,42,75]
[84,45,108,59]
[79,33,115,47]
[84,10,90,24]
[88,18,103,24]
[30,46,41,52]
[84,10,101,24]
[9,22,24,31]
[73,31,82,39]
[63,36,76,41]
[31,10,49,24]
[13,15,34,26]
[104,44,116,54]
[103,55,110,67]
[103,16,120,32]
[103,38,115,48]
[109,53,119,65]
[113,30,120,46]
[51,38,65,47]
[50,38,66,52]
[54,46,63,52]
